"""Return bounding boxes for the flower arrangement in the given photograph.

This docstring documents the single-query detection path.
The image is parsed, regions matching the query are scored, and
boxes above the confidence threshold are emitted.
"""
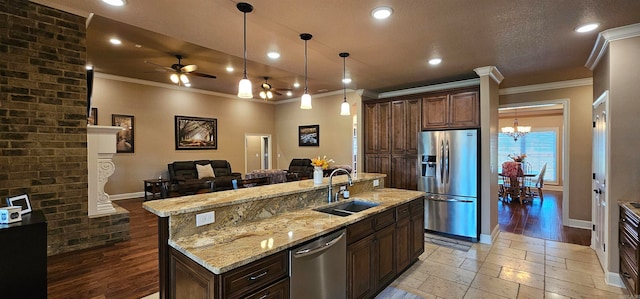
[508,153,527,162]
[311,155,334,170]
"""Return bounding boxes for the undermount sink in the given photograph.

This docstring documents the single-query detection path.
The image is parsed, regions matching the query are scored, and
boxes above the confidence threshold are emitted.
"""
[314,200,379,217]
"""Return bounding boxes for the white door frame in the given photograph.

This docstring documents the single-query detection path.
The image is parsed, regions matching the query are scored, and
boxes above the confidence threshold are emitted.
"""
[244,133,272,174]
[591,91,609,272]
[498,98,571,225]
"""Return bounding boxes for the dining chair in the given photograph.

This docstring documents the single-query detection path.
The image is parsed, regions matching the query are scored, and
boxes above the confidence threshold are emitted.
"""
[524,163,547,201]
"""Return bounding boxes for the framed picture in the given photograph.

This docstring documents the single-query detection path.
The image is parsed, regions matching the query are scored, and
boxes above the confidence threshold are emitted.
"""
[6,194,32,215]
[112,114,134,153]
[175,115,218,150]
[298,124,319,146]
[87,107,98,125]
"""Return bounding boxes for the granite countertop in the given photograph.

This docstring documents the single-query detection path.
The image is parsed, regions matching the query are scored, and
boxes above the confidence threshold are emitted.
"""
[169,188,425,274]
[620,202,640,216]
[143,173,385,217]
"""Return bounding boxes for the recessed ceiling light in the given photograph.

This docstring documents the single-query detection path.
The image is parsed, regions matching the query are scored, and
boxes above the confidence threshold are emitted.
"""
[293,82,300,88]
[286,91,293,96]
[102,0,126,6]
[134,44,142,48]
[428,58,442,65]
[267,52,280,59]
[371,7,393,19]
[109,38,121,45]
[226,66,234,72]
[575,23,599,33]
[342,78,352,84]
[85,65,93,70]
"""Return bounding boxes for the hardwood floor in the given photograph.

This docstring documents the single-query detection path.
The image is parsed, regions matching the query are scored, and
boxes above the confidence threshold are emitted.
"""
[46,190,590,298]
[498,189,591,246]
[47,198,159,299]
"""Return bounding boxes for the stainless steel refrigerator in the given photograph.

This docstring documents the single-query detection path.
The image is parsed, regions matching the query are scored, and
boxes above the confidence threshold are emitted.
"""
[418,129,479,240]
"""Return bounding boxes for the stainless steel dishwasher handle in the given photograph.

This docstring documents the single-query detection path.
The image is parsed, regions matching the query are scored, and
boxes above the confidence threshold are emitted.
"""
[427,197,473,203]
[293,232,345,258]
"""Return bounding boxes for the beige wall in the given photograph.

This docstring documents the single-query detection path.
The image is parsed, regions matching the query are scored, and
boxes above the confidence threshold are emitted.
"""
[500,85,593,221]
[245,135,262,172]
[92,76,276,194]
[274,92,359,170]
[498,114,564,185]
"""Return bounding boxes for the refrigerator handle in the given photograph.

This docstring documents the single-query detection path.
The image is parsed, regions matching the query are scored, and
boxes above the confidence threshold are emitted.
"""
[445,139,450,184]
[440,140,445,185]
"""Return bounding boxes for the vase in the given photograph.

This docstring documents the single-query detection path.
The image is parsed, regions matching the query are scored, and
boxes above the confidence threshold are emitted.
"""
[313,166,323,185]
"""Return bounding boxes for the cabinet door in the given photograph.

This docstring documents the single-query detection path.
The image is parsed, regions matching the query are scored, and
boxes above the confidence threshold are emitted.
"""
[404,155,418,190]
[406,99,421,154]
[422,95,448,129]
[378,155,391,188]
[391,100,406,154]
[365,154,378,173]
[395,218,411,272]
[347,235,375,299]
[377,102,391,153]
[170,247,216,299]
[390,155,405,189]
[375,224,396,289]
[365,103,378,153]
[449,91,479,128]
[410,210,425,261]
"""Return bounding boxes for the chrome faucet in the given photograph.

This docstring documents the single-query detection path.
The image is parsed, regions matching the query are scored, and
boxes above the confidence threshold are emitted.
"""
[328,168,353,203]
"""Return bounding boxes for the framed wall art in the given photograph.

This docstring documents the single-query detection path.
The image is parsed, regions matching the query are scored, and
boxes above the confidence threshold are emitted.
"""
[175,115,218,150]
[87,107,98,125]
[298,124,319,147]
[112,114,134,153]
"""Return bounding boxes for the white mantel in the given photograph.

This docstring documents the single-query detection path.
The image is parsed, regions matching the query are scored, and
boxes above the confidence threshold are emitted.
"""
[87,125,122,217]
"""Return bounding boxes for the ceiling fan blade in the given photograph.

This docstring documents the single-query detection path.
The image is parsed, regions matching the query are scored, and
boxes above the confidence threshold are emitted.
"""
[191,71,217,79]
[144,60,174,72]
[181,64,198,73]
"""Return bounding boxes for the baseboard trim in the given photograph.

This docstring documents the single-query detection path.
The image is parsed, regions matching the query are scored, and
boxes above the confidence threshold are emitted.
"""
[605,271,625,289]
[110,192,144,201]
[566,218,591,230]
[480,224,500,244]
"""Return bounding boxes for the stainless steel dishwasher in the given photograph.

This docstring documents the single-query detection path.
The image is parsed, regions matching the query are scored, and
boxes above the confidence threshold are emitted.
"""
[289,228,346,299]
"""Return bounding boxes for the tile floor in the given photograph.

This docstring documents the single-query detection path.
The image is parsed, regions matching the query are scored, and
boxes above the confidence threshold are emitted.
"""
[141,232,630,299]
[386,232,630,299]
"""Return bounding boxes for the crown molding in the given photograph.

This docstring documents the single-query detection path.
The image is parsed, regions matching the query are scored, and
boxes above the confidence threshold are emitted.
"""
[499,78,593,95]
[377,78,480,99]
[357,89,379,99]
[95,73,275,104]
[474,66,504,84]
[585,23,640,70]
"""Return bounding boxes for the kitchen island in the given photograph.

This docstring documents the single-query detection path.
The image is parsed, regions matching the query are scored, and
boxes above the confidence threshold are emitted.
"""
[143,173,425,298]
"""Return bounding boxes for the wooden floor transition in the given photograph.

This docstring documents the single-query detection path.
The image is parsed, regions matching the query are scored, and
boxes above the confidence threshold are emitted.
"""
[47,189,590,298]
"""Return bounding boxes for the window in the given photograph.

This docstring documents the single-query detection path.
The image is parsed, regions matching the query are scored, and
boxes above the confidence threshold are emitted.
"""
[499,129,558,183]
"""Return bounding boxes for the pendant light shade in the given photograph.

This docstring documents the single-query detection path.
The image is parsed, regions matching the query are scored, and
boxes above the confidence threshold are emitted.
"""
[237,3,253,98]
[300,33,313,109]
[339,52,350,116]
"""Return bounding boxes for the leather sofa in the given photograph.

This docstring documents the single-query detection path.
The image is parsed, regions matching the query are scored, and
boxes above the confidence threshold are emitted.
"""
[286,158,314,181]
[168,160,242,194]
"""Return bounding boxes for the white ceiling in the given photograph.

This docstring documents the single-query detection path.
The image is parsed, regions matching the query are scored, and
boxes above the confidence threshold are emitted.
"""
[32,0,640,101]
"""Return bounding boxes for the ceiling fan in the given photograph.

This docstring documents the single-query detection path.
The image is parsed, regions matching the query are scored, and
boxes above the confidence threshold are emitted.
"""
[258,77,291,99]
[145,54,216,86]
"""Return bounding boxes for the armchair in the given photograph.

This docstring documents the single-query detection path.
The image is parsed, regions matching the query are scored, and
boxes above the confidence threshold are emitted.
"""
[286,158,314,181]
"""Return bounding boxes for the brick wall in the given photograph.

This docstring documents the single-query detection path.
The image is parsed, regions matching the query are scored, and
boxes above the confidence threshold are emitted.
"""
[0,0,129,255]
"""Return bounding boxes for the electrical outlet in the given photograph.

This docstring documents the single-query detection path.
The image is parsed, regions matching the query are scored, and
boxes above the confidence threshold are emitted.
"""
[373,179,380,187]
[196,211,215,227]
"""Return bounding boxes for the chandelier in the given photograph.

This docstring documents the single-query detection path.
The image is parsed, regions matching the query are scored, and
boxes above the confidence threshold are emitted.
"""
[501,109,530,141]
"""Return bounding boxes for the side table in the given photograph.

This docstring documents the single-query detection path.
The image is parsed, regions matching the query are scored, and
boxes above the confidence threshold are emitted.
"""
[144,178,170,200]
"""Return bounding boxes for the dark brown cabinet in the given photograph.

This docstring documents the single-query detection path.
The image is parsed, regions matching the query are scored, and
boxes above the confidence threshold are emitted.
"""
[170,248,289,299]
[620,205,640,295]
[410,199,425,261]
[365,102,391,154]
[395,199,425,272]
[421,89,479,130]
[365,154,391,187]
[391,155,417,190]
[391,99,421,154]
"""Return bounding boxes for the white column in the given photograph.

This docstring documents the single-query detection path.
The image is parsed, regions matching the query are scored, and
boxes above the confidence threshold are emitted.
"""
[87,126,122,217]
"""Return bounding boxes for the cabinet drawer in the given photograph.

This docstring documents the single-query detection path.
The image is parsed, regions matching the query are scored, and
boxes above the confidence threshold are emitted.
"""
[621,226,639,267]
[222,251,288,299]
[347,217,375,244]
[621,207,640,231]
[374,209,396,231]
[396,203,411,220]
[621,256,638,295]
[244,277,289,299]
[410,198,424,216]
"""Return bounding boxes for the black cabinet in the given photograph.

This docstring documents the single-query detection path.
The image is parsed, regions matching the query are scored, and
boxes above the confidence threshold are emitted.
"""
[0,210,47,299]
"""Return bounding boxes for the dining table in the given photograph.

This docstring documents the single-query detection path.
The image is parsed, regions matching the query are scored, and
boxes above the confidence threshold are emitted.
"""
[499,161,536,203]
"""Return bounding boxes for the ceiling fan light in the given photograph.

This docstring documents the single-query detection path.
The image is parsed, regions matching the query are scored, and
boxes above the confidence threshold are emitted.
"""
[267,91,273,99]
[259,90,266,99]
[170,73,179,83]
[102,0,126,6]
[300,93,312,109]
[180,74,189,84]
[184,83,191,87]
[342,78,352,84]
[340,100,350,116]
[238,78,253,98]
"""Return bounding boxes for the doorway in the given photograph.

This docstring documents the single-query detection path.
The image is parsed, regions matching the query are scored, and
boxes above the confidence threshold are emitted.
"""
[245,134,272,174]
[591,91,608,267]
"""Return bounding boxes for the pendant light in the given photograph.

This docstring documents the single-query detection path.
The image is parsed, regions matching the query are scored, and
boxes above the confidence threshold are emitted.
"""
[339,52,350,116]
[300,33,313,109]
[237,2,253,98]
[501,109,531,141]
